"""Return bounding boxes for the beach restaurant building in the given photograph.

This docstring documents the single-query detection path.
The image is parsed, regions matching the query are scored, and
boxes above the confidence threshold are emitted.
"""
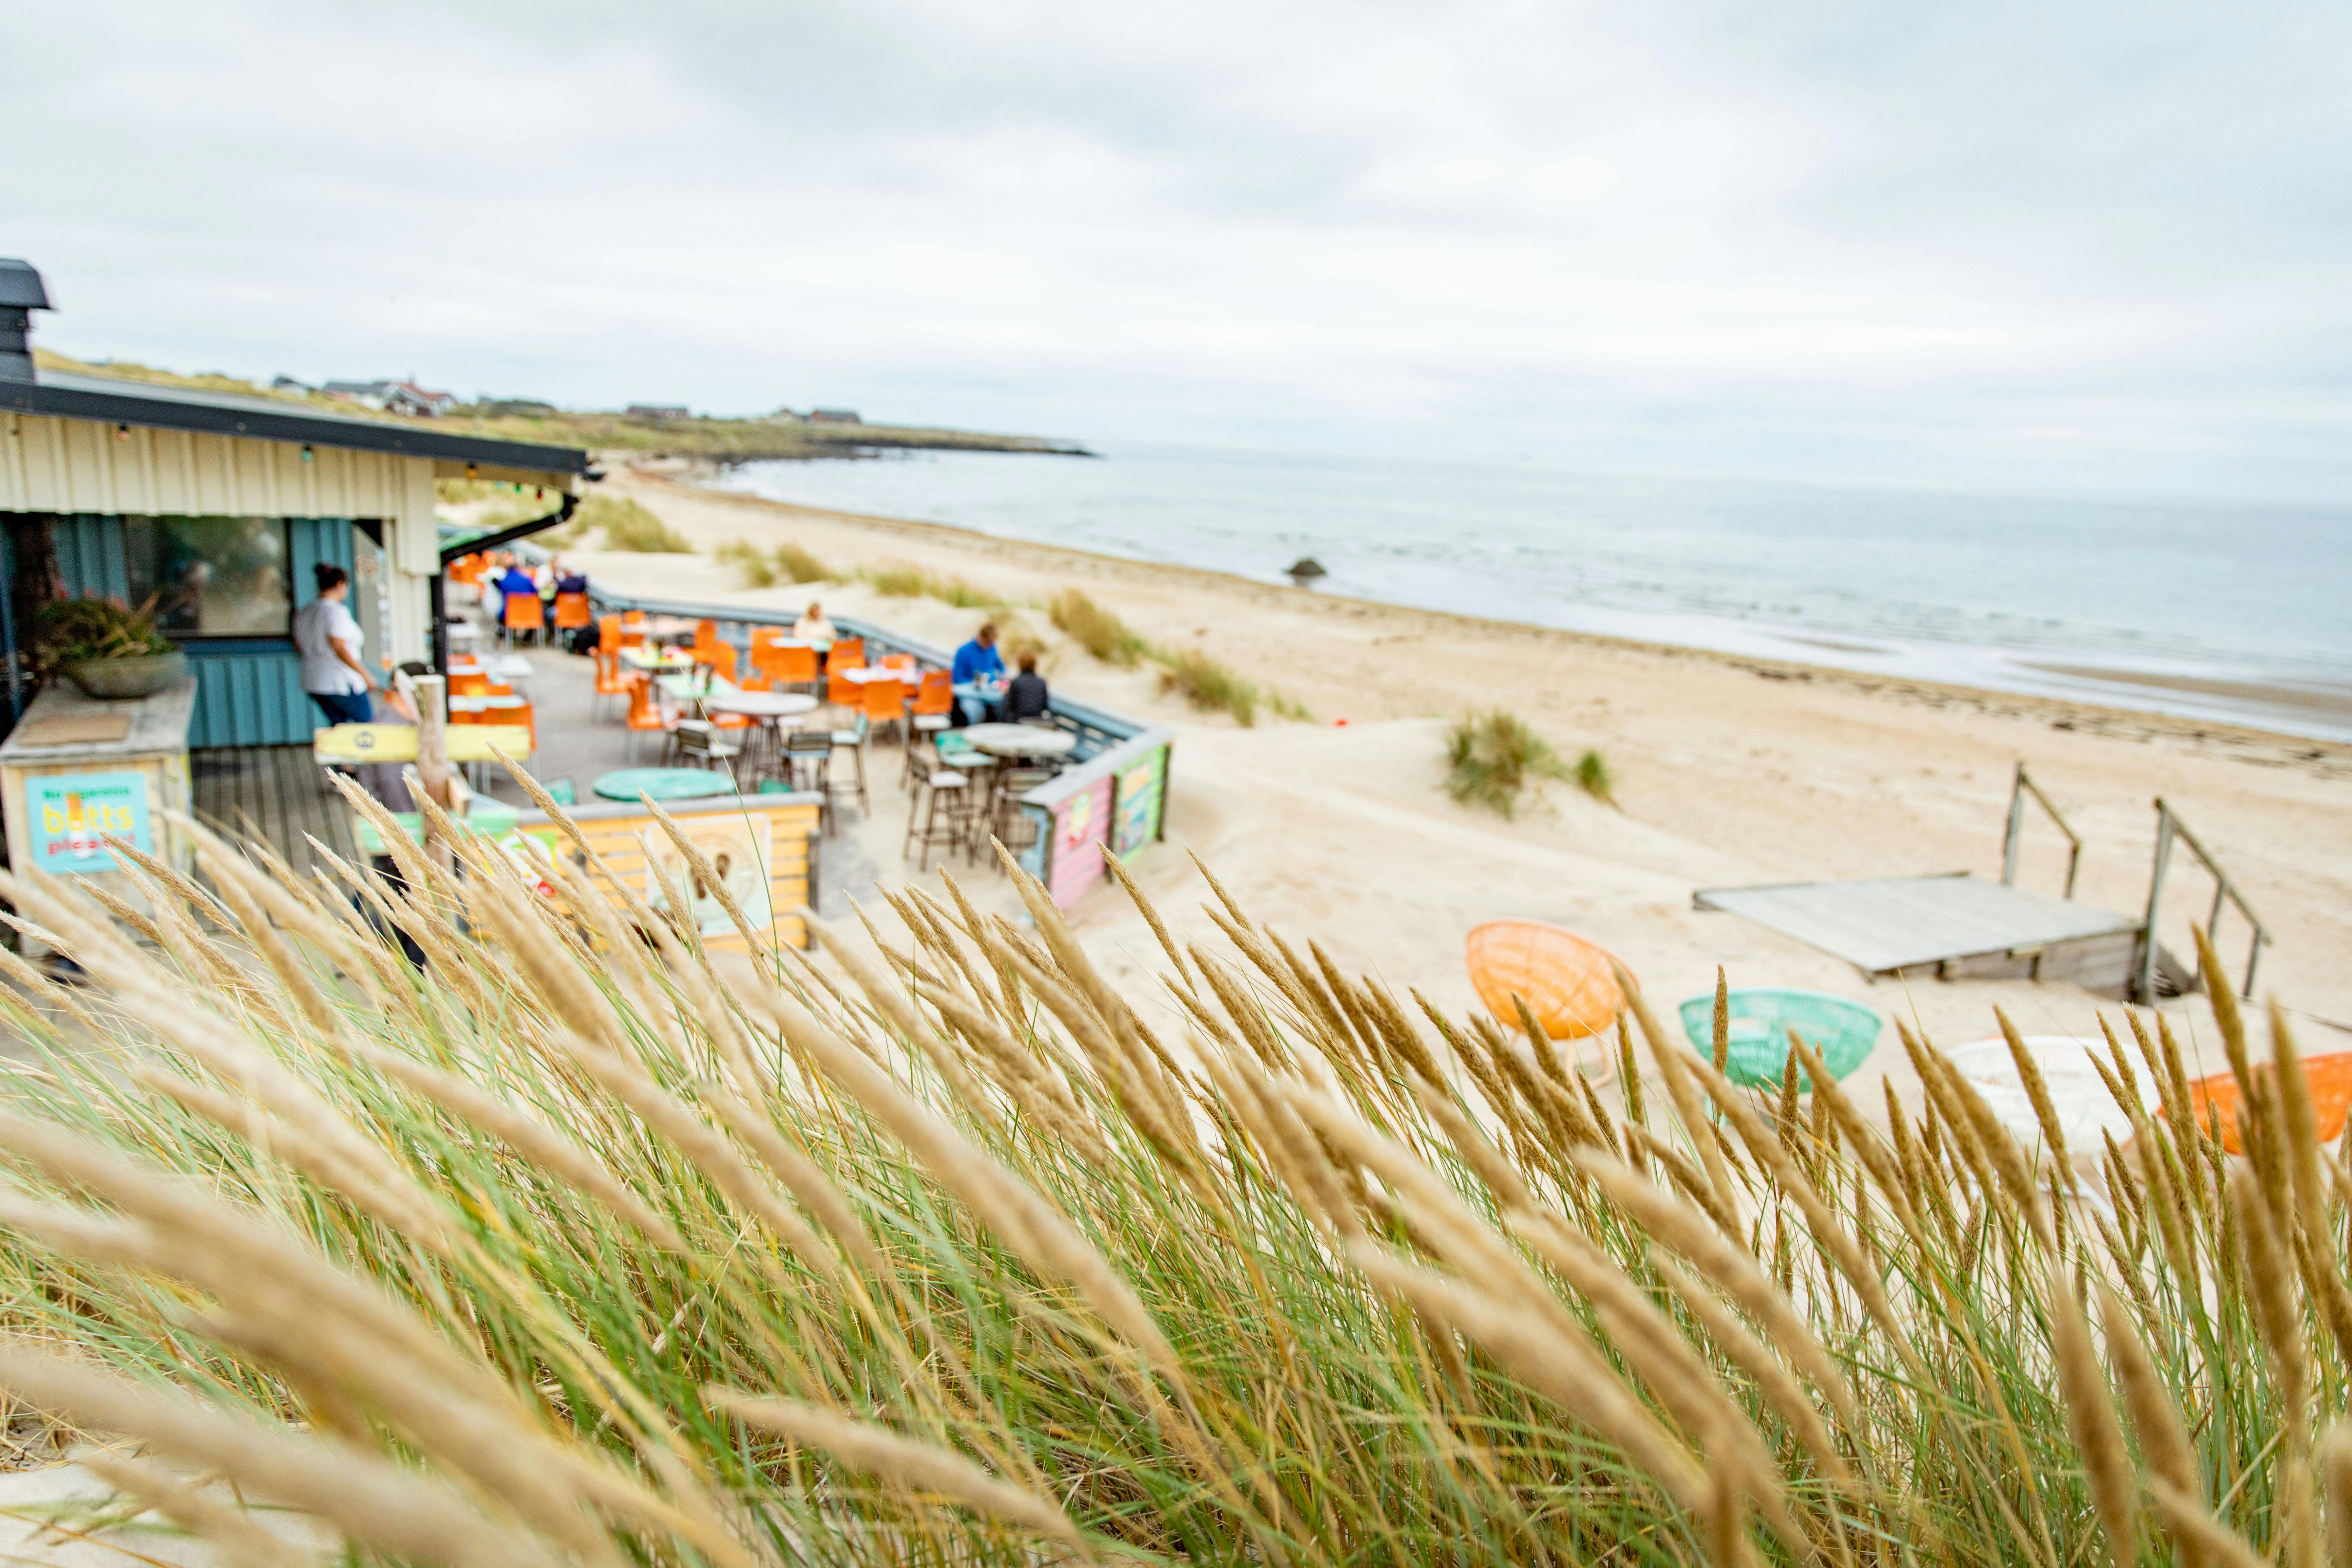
[0,259,589,748]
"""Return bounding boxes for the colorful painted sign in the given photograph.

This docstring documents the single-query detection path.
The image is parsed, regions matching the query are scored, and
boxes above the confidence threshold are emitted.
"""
[640,814,775,939]
[1111,743,1168,859]
[28,770,150,873]
[1046,776,1114,909]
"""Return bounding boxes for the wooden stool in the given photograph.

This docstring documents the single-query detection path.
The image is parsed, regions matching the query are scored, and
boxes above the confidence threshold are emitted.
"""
[903,766,969,873]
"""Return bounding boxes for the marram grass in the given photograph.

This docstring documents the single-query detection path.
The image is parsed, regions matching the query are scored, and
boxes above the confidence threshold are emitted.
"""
[0,783,2344,1567]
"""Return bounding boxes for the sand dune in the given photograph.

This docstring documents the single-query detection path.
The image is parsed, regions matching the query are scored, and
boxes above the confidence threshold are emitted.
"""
[565,461,2352,1079]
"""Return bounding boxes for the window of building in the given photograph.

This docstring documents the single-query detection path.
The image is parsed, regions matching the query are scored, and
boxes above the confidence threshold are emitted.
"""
[121,516,292,637]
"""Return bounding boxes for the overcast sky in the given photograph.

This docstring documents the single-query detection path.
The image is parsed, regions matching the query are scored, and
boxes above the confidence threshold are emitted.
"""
[6,1,2348,502]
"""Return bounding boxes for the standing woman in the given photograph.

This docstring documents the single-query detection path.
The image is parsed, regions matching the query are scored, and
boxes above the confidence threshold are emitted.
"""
[293,562,390,726]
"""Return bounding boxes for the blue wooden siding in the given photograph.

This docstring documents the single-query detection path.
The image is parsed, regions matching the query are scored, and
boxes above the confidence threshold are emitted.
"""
[53,515,355,749]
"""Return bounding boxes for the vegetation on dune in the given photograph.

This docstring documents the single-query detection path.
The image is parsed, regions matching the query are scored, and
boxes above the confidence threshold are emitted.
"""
[1156,645,1260,726]
[580,493,694,553]
[862,561,998,608]
[1049,588,1150,668]
[774,540,831,584]
[0,794,2342,1565]
[1445,708,1576,818]
[1575,746,1617,806]
[715,539,780,588]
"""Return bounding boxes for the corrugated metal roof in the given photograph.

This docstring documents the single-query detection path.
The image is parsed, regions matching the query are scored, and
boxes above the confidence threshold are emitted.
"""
[6,370,588,474]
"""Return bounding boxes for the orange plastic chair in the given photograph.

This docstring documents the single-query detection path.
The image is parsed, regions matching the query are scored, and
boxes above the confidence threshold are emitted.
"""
[449,672,491,698]
[1465,920,1624,1042]
[861,677,908,742]
[693,618,719,654]
[829,638,865,670]
[624,680,673,761]
[704,643,739,684]
[758,644,819,688]
[911,671,953,716]
[2183,1055,2352,1154]
[593,652,637,721]
[827,668,861,710]
[882,652,916,673]
[620,611,648,650]
[554,592,592,631]
[504,593,544,643]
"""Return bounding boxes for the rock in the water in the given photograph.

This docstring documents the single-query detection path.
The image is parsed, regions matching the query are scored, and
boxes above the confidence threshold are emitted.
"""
[1286,556,1328,580]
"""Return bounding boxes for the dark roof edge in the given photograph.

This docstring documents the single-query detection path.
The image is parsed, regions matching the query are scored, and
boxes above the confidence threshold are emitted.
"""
[4,379,589,474]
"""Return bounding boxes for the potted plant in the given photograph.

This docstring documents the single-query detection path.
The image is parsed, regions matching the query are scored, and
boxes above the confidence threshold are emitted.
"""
[34,594,188,700]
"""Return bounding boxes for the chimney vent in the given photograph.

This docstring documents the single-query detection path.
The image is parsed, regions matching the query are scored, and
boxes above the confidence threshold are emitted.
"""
[0,259,54,385]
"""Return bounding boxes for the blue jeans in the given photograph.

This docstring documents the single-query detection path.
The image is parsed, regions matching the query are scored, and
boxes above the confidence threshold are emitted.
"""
[310,690,373,726]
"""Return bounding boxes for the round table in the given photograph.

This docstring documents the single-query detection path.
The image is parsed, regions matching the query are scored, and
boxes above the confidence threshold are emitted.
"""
[592,767,737,802]
[841,665,917,684]
[706,691,818,720]
[639,616,703,643]
[960,723,1077,760]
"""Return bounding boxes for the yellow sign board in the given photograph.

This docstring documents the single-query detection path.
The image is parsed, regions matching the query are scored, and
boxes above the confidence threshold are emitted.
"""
[311,724,534,764]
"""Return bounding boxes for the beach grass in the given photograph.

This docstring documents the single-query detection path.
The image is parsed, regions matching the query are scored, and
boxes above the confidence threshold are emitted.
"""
[774,541,831,584]
[582,493,694,553]
[0,807,2340,1567]
[1156,645,1259,724]
[1048,588,1149,667]
[862,561,999,608]
[1575,746,1617,805]
[1445,707,1572,817]
[715,539,779,587]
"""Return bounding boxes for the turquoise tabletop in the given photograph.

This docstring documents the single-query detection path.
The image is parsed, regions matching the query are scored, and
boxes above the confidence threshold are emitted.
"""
[593,768,737,802]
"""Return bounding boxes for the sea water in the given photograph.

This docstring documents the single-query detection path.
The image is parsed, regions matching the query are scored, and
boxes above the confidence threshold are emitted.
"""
[711,443,2352,742]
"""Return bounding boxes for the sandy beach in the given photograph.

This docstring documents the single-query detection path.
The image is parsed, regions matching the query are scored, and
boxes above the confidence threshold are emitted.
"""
[565,461,2352,1080]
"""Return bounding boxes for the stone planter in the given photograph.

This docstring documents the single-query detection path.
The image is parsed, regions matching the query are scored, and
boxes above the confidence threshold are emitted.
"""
[63,651,188,700]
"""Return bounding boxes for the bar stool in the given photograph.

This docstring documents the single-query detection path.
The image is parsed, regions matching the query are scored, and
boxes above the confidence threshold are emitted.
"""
[784,728,837,832]
[904,761,970,873]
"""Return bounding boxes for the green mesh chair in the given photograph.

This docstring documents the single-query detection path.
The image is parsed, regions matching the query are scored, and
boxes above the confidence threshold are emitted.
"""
[1676,988,1881,1090]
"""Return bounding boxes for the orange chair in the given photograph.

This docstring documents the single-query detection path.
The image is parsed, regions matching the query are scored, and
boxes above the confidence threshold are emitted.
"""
[908,670,954,735]
[620,611,648,650]
[503,592,544,646]
[704,643,740,684]
[693,618,719,654]
[756,643,819,690]
[593,650,638,721]
[449,672,492,698]
[861,676,909,745]
[624,679,673,762]
[554,592,592,633]
[1464,920,1624,1049]
[2183,1055,2352,1154]
[882,652,916,673]
[828,638,865,670]
[827,668,861,713]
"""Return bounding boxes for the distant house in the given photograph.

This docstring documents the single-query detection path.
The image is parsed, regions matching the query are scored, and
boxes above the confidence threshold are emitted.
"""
[320,378,457,418]
[768,407,807,424]
[809,408,862,425]
[626,404,691,421]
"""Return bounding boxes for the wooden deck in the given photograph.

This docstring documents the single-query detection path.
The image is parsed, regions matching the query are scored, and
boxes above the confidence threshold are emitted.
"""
[1694,873,2157,996]
[189,745,359,885]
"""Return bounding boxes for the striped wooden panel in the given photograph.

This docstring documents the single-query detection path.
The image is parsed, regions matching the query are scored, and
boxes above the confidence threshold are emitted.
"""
[1045,775,1114,909]
[560,801,818,950]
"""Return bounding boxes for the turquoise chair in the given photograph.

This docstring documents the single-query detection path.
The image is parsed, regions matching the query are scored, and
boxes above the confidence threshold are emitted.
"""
[1676,988,1880,1090]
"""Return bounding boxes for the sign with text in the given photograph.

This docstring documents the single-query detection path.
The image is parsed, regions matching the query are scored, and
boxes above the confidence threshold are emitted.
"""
[28,770,151,873]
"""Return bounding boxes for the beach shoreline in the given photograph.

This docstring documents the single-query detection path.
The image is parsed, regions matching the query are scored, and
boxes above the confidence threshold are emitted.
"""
[560,459,2352,1049]
[643,460,2350,775]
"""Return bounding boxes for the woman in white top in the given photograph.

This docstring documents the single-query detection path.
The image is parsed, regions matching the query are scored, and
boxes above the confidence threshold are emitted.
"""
[793,601,839,642]
[292,563,387,726]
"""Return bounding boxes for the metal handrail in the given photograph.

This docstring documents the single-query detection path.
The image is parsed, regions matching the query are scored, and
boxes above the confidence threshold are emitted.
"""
[2138,798,2270,1002]
[2000,762,2083,899]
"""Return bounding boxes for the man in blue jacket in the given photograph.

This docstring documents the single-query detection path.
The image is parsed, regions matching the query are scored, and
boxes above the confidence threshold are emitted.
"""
[950,622,1005,725]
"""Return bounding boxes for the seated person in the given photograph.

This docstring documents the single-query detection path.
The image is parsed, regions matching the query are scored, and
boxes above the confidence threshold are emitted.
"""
[1007,651,1050,722]
[495,556,538,622]
[793,601,839,642]
[950,622,1006,724]
[552,558,589,596]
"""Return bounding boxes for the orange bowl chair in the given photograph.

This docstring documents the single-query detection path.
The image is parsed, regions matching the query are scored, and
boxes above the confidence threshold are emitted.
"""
[503,593,544,644]
[553,591,591,631]
[1465,919,1624,1042]
[829,638,865,670]
[757,643,819,689]
[827,668,860,711]
[2182,1054,2352,1154]
[620,611,648,649]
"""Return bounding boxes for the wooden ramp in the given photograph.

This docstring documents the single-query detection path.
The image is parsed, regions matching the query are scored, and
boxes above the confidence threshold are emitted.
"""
[1694,874,2154,995]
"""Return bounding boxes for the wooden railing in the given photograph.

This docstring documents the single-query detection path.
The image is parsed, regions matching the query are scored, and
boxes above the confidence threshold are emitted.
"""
[2000,762,2083,899]
[2138,798,2269,1003]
